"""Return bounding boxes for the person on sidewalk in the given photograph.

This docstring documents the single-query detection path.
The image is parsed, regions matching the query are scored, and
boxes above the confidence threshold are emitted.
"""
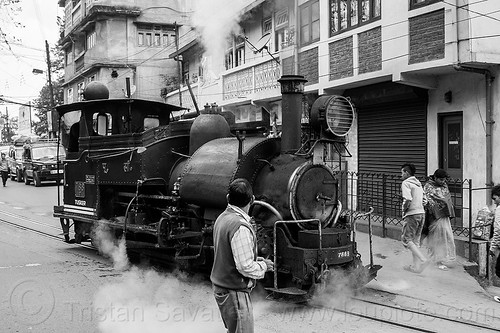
[400,163,430,273]
[211,178,274,333]
[489,184,500,281]
[0,153,8,187]
[423,169,457,270]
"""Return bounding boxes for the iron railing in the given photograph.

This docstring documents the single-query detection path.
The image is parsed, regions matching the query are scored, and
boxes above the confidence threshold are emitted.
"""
[335,171,475,237]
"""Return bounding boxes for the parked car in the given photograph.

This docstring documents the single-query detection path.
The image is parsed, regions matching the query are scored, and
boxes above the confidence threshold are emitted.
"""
[22,140,65,187]
[7,144,24,182]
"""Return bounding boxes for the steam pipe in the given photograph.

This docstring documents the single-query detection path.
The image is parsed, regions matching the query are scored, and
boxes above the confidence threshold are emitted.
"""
[453,65,495,201]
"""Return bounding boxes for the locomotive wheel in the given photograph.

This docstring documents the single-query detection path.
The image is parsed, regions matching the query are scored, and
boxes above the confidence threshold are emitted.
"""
[24,171,30,185]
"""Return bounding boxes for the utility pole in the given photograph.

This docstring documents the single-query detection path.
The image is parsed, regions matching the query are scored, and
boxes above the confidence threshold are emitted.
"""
[45,40,56,138]
[5,106,9,141]
[175,22,182,107]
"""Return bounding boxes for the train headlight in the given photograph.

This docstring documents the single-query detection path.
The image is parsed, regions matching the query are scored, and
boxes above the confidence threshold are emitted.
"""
[310,95,355,137]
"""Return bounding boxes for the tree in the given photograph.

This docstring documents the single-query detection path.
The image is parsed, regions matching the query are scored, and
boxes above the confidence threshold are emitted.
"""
[0,111,17,143]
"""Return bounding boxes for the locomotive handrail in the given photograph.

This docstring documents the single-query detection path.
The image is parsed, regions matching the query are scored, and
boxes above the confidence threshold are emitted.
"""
[86,146,146,161]
[350,206,375,248]
[327,200,343,228]
[251,200,298,246]
[273,219,321,291]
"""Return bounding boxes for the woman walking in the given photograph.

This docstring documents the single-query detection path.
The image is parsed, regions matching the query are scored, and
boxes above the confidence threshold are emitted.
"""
[423,169,457,270]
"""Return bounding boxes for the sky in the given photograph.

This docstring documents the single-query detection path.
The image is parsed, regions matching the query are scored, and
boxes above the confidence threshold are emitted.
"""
[0,0,62,116]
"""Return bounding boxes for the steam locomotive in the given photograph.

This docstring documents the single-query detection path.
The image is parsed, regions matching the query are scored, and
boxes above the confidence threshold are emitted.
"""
[54,76,380,297]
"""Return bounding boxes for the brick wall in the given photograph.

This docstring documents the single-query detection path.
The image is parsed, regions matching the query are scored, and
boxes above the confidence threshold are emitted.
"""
[298,47,318,85]
[358,27,382,74]
[329,37,353,80]
[409,9,445,64]
[282,56,294,76]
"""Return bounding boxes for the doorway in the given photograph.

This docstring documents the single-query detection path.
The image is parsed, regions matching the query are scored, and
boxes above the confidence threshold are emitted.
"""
[439,113,463,223]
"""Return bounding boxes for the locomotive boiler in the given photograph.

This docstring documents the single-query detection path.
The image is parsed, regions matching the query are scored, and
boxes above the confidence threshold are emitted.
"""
[54,76,380,297]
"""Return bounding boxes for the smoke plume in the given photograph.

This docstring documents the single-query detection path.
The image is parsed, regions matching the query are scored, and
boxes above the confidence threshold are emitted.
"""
[92,223,130,271]
[191,0,249,71]
[94,268,222,333]
[91,225,223,332]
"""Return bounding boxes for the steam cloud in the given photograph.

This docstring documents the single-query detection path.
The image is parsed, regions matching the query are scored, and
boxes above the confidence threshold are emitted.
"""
[94,268,222,333]
[92,223,130,271]
[191,0,249,71]
[91,225,224,333]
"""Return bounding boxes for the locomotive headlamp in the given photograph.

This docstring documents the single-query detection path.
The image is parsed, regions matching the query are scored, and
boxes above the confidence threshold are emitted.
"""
[310,95,355,137]
[278,75,307,94]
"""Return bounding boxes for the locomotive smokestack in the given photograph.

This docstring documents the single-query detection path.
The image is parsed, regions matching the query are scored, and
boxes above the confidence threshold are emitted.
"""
[278,75,307,153]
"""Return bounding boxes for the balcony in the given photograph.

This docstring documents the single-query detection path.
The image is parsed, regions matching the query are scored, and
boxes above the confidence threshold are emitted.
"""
[222,59,281,102]
[63,0,140,38]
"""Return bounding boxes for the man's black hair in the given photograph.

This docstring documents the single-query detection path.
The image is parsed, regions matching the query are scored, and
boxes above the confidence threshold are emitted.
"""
[401,163,416,176]
[227,178,253,207]
[492,184,500,198]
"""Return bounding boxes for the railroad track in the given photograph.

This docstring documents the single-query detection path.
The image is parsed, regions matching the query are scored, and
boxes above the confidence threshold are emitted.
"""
[2,209,498,332]
[0,210,94,250]
[288,293,500,333]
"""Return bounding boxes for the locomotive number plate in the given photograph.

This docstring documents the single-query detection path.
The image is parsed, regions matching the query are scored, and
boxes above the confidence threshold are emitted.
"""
[337,250,350,258]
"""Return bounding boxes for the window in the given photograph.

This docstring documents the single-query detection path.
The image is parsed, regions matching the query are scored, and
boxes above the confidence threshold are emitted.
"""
[300,0,320,46]
[86,30,96,49]
[182,60,190,84]
[410,0,441,9]
[144,116,160,131]
[235,36,245,67]
[275,8,290,52]
[137,24,176,47]
[225,36,245,70]
[263,18,272,34]
[93,113,112,135]
[77,82,85,101]
[87,74,97,83]
[330,0,381,35]
[67,88,74,103]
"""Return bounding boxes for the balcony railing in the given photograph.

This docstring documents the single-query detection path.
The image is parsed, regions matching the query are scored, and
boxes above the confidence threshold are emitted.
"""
[222,59,281,101]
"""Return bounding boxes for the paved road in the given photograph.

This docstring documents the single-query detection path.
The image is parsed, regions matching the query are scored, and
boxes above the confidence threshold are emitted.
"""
[1,180,500,332]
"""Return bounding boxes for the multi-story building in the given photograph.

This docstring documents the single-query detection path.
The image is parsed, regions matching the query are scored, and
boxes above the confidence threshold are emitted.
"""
[168,0,500,221]
[58,0,190,103]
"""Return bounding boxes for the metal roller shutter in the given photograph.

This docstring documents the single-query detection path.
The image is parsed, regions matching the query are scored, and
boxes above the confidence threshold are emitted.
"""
[357,100,427,177]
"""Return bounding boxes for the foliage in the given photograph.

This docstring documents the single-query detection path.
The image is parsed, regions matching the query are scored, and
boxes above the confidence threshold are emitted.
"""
[160,75,180,99]
[0,112,17,143]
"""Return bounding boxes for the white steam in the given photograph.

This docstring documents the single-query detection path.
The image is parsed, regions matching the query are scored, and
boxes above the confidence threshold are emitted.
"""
[91,225,224,332]
[92,223,130,271]
[191,0,249,71]
[94,267,222,333]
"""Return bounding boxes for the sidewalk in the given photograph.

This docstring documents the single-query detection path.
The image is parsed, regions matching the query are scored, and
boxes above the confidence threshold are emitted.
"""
[355,231,500,319]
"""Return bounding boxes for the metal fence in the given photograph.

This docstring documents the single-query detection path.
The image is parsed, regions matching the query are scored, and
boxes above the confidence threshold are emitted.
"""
[335,171,474,237]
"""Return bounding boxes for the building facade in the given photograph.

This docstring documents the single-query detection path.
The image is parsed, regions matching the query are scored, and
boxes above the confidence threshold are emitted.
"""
[58,0,190,102]
[167,0,500,222]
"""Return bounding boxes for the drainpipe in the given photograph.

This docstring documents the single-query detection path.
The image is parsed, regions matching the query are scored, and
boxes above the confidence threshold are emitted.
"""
[453,65,495,201]
[294,0,299,75]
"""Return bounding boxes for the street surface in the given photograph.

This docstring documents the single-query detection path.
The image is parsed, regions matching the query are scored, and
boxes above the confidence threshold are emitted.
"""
[0,180,499,332]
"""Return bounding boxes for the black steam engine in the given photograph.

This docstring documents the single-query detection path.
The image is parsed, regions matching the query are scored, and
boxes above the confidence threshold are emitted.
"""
[54,75,379,297]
